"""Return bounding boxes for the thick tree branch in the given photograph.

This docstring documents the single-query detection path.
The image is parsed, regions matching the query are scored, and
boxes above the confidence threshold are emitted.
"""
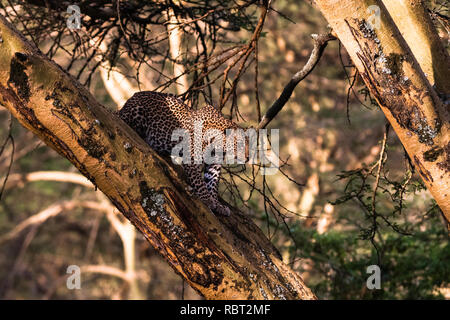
[382,0,450,96]
[257,33,336,130]
[314,0,450,218]
[0,14,315,300]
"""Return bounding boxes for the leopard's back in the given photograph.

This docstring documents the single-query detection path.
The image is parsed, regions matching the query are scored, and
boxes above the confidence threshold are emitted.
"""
[118,91,192,153]
[118,91,236,216]
[119,91,237,153]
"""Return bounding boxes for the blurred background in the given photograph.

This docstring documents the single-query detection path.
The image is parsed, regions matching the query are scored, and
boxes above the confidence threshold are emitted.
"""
[0,0,448,299]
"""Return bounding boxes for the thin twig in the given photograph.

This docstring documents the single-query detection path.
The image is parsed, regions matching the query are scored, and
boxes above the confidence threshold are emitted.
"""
[257,33,336,130]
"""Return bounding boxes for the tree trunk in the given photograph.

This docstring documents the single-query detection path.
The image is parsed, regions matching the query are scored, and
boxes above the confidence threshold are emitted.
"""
[0,15,315,300]
[381,0,450,95]
[166,6,189,94]
[314,0,450,219]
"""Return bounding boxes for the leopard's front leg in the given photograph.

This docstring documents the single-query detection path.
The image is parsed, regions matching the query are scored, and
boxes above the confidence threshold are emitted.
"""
[204,163,222,195]
[183,163,230,216]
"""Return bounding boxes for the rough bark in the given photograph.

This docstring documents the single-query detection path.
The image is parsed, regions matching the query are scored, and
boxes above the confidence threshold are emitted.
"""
[0,15,315,300]
[314,0,450,219]
[381,0,450,96]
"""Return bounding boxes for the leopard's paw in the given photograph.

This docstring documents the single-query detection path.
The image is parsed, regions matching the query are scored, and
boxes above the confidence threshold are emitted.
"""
[214,204,231,216]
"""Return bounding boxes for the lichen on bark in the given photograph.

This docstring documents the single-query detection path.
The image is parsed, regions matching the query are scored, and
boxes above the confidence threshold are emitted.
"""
[8,52,30,101]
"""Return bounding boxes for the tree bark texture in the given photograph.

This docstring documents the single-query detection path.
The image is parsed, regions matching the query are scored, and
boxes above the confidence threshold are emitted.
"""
[381,0,450,95]
[314,0,450,219]
[0,15,316,300]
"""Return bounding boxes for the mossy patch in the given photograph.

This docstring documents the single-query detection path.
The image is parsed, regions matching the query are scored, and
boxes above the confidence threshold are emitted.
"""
[354,19,441,146]
[78,126,107,159]
[384,53,404,77]
[79,135,107,159]
[139,181,165,218]
[423,146,444,162]
[413,116,441,146]
[8,52,30,101]
[437,142,450,172]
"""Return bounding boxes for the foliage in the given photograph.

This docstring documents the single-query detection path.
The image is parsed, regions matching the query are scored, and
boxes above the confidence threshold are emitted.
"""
[290,211,449,299]
[287,134,449,299]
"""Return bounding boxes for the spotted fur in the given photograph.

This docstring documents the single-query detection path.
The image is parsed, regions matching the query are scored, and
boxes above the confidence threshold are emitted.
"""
[118,91,238,216]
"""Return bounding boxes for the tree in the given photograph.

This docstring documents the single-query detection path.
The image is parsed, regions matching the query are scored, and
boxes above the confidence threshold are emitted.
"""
[0,14,316,300]
[0,0,448,300]
[314,0,450,220]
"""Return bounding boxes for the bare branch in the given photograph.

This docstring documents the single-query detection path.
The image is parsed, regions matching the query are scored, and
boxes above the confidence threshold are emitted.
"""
[257,33,336,130]
[81,265,129,281]
[6,171,94,189]
[0,200,101,244]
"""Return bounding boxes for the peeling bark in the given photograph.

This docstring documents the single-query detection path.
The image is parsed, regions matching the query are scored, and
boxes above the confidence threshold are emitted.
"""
[0,15,315,300]
[314,0,450,219]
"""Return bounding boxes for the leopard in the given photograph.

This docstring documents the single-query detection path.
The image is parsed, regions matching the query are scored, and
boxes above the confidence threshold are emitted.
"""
[118,91,245,216]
